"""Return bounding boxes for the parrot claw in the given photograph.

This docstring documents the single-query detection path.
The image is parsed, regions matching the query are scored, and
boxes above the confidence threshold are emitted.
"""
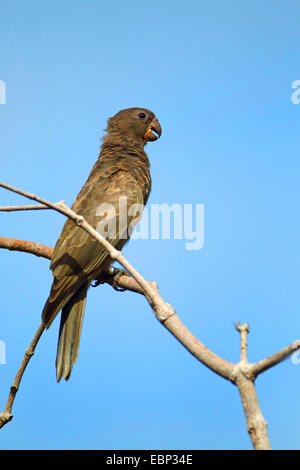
[91,267,130,291]
[112,267,131,291]
[113,285,126,292]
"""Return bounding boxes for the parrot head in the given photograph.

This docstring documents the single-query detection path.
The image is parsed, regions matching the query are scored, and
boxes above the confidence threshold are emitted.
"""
[105,107,162,145]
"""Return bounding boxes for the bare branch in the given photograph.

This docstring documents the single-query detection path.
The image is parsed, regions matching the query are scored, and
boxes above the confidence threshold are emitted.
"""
[0,204,50,211]
[235,322,250,362]
[0,237,53,259]
[250,340,300,377]
[235,373,271,450]
[0,322,45,429]
[0,182,65,211]
[233,323,271,450]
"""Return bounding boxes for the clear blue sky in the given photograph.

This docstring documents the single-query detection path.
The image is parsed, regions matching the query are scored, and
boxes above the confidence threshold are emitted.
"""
[1,0,300,450]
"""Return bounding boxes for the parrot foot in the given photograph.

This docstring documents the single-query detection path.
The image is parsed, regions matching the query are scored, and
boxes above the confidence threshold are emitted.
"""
[91,278,103,287]
[91,267,130,291]
[111,267,131,292]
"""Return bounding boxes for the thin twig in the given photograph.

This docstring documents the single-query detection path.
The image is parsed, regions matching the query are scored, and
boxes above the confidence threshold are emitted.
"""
[236,322,249,362]
[0,204,50,211]
[250,340,300,377]
[0,322,45,429]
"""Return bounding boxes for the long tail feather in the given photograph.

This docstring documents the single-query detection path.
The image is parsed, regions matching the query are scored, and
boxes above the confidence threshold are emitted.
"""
[56,282,89,381]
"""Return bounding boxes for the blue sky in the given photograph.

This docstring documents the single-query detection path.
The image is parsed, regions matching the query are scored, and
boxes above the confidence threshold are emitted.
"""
[1,0,300,450]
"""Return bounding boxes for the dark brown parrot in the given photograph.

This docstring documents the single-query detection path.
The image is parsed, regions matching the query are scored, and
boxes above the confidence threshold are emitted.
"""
[42,107,162,381]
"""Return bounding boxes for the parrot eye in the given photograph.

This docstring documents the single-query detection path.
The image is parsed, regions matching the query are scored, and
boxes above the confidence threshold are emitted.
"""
[138,112,146,119]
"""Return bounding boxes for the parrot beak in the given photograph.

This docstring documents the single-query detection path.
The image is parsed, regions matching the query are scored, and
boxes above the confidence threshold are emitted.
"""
[144,118,162,142]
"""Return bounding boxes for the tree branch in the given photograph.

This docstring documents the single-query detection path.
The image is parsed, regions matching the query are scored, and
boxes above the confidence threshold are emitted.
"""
[0,204,51,211]
[0,237,53,259]
[250,340,300,377]
[235,373,271,450]
[232,323,271,450]
[236,322,249,362]
[0,322,45,429]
